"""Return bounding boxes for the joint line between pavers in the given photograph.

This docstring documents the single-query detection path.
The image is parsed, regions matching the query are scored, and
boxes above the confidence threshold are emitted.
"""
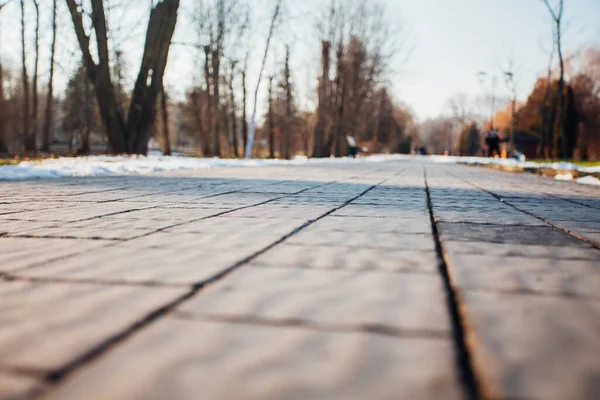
[171,311,451,341]
[423,166,487,400]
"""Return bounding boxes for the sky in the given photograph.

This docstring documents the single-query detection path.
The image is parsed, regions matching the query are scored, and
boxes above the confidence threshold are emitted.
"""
[387,0,600,120]
[1,0,599,123]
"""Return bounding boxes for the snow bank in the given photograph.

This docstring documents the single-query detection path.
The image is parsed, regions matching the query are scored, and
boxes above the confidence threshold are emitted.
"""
[429,155,600,174]
[575,175,600,186]
[554,173,574,181]
[0,154,407,181]
[427,155,600,187]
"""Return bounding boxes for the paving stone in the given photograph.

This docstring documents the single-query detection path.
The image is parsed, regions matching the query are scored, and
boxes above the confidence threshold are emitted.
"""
[461,291,600,400]
[104,207,222,221]
[287,230,436,251]
[41,319,461,400]
[0,220,60,235]
[0,281,183,370]
[443,240,600,260]
[332,205,430,219]
[249,244,439,273]
[8,226,153,240]
[16,241,276,284]
[224,204,335,219]
[164,217,306,235]
[0,238,113,272]
[0,372,43,400]
[446,253,600,298]
[303,216,433,234]
[178,268,451,332]
[437,222,589,247]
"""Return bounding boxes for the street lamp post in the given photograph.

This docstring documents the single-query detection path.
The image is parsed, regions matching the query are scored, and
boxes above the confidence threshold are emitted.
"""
[504,72,517,151]
[478,71,498,129]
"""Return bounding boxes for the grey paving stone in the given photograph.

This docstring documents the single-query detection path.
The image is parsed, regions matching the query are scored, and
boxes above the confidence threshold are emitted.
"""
[446,253,600,298]
[437,222,589,247]
[0,372,43,400]
[16,239,277,284]
[249,244,439,273]
[224,204,335,219]
[461,291,600,400]
[178,268,451,332]
[164,217,306,235]
[40,319,461,400]
[443,240,600,260]
[332,205,430,219]
[0,281,183,370]
[0,237,113,272]
[8,226,153,240]
[287,230,437,251]
[304,216,433,234]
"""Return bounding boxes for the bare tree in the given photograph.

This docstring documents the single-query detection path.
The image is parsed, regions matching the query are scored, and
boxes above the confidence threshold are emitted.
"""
[313,40,330,157]
[282,45,292,159]
[244,0,283,158]
[542,0,569,158]
[228,60,239,157]
[41,0,57,153]
[65,0,180,154]
[203,45,213,156]
[160,87,171,155]
[19,0,30,154]
[0,4,8,153]
[241,63,248,153]
[267,76,274,158]
[25,0,40,152]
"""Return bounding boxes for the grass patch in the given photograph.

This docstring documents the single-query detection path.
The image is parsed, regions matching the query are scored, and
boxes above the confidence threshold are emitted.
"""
[0,158,18,166]
[530,159,600,167]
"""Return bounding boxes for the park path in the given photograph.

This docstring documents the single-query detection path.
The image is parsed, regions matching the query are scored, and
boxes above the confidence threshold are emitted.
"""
[1,159,599,400]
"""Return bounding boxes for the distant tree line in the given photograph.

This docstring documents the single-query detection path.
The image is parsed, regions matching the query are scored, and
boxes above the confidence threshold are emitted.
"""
[0,0,413,158]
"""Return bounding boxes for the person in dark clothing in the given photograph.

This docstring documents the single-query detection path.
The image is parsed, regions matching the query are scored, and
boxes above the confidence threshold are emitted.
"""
[346,136,358,158]
[485,128,501,157]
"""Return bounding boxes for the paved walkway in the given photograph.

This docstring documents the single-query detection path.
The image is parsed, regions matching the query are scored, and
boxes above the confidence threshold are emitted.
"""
[1,160,599,400]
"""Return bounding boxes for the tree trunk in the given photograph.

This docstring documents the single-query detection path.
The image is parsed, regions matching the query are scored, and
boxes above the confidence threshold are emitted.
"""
[283,46,292,160]
[126,0,180,154]
[241,69,248,154]
[79,70,91,155]
[65,0,180,154]
[244,0,283,158]
[333,43,347,157]
[20,0,29,154]
[229,63,238,158]
[42,0,57,153]
[191,90,209,156]
[0,60,8,154]
[211,49,221,157]
[556,20,567,158]
[28,0,40,153]
[160,86,171,155]
[268,77,274,158]
[203,45,213,157]
[313,40,330,158]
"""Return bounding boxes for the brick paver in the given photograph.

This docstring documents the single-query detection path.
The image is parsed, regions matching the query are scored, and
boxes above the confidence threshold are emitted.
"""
[1,160,599,400]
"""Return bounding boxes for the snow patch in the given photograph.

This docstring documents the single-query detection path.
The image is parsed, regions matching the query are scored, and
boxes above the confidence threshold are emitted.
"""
[575,175,600,186]
[554,173,574,181]
[0,154,408,181]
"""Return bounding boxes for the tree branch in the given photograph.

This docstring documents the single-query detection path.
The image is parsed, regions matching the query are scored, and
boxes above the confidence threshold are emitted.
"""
[64,0,97,76]
[541,0,559,21]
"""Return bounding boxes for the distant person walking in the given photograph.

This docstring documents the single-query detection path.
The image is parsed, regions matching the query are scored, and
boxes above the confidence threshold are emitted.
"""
[346,136,358,158]
[485,127,501,157]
